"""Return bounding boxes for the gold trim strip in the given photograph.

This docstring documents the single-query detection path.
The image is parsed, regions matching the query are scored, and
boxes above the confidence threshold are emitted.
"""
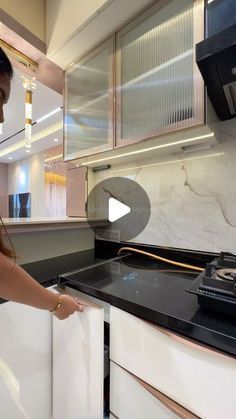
[25,90,32,102]
[0,39,38,72]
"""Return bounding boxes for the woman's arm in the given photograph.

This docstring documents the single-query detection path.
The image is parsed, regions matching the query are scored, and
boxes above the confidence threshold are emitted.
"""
[0,252,82,319]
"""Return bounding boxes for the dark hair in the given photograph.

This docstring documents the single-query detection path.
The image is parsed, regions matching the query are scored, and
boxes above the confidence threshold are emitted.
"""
[0,217,15,258]
[0,48,14,257]
[0,47,13,78]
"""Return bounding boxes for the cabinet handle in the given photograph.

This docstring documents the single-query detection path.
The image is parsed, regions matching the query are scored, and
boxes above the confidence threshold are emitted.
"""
[113,362,199,419]
[55,286,102,310]
[147,321,233,360]
[134,372,200,419]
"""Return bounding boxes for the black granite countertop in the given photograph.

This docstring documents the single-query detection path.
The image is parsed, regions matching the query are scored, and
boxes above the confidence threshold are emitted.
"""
[1,243,235,357]
[0,249,98,304]
[21,249,98,285]
[60,253,236,357]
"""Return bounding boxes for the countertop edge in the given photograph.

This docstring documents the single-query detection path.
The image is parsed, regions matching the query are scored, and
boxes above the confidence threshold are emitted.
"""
[63,282,236,358]
[3,217,107,233]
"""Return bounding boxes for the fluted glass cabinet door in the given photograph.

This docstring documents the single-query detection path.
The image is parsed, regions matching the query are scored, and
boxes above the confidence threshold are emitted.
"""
[64,37,114,160]
[115,0,204,147]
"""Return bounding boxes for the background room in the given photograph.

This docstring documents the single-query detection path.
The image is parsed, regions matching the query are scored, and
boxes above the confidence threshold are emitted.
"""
[0,64,66,219]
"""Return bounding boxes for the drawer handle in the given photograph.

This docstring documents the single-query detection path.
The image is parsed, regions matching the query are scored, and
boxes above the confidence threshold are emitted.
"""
[147,321,233,360]
[136,376,199,419]
[114,362,200,419]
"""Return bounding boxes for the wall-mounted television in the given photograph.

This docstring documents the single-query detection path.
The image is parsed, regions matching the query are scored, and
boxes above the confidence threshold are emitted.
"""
[8,192,31,218]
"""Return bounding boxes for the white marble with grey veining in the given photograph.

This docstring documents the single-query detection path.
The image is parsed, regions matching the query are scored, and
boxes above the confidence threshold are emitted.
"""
[94,121,236,253]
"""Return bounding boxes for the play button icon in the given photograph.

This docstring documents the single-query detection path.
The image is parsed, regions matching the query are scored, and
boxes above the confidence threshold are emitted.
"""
[108,198,131,222]
[87,176,151,241]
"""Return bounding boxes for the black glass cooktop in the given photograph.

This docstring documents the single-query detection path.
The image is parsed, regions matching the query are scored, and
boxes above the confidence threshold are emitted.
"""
[59,255,236,356]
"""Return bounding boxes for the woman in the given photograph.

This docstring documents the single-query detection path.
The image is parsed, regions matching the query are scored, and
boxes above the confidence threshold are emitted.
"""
[0,47,83,319]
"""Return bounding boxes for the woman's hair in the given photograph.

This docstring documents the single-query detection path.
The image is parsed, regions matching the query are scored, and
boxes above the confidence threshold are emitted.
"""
[0,47,13,77]
[0,218,15,258]
[0,48,14,257]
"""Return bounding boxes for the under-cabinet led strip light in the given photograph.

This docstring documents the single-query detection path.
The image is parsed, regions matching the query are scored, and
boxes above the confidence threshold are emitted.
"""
[80,133,215,166]
[109,152,225,174]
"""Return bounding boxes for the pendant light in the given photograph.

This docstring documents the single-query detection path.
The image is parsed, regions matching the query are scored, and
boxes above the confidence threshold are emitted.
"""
[21,76,37,149]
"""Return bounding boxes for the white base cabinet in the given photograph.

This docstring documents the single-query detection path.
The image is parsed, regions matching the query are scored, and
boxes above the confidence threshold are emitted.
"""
[1,287,235,419]
[110,362,180,419]
[0,301,52,419]
[53,290,104,419]
[110,306,236,419]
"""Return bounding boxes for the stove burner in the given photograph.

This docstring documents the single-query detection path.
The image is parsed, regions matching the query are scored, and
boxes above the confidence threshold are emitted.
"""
[216,268,236,282]
[187,252,236,318]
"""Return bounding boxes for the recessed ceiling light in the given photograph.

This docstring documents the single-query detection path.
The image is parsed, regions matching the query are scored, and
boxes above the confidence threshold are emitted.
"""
[8,156,13,160]
[26,149,30,153]
[54,138,59,142]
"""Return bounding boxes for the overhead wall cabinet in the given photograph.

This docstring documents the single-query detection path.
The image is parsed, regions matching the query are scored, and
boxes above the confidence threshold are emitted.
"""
[64,37,114,161]
[115,0,204,147]
[63,0,205,160]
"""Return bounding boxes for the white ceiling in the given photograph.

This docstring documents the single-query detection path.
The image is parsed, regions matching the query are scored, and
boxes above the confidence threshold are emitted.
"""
[0,66,63,163]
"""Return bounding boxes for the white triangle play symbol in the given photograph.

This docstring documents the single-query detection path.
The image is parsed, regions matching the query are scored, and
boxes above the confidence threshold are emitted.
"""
[108,197,131,222]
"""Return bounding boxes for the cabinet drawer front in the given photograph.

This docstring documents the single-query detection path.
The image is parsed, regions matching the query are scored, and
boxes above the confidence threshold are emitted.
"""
[110,307,236,419]
[110,362,182,419]
[53,290,104,419]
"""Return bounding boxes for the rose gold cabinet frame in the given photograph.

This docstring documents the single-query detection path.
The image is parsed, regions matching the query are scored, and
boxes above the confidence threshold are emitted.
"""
[115,0,205,148]
[63,36,114,161]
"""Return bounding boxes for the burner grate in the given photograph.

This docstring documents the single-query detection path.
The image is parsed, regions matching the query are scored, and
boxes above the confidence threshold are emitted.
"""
[187,252,236,317]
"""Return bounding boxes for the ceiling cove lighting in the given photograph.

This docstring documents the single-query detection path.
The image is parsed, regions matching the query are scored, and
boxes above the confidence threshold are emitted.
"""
[0,121,62,158]
[80,133,215,165]
[44,154,63,162]
[36,107,62,124]
[22,76,37,149]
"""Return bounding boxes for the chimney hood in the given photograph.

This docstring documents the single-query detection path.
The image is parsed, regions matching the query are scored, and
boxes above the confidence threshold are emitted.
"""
[196,24,236,121]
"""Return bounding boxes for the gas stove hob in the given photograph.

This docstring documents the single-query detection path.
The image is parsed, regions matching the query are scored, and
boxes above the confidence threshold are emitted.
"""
[188,252,236,317]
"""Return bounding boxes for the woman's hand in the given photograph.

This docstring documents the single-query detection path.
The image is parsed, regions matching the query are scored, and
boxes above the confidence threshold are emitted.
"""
[53,294,85,320]
[0,253,87,317]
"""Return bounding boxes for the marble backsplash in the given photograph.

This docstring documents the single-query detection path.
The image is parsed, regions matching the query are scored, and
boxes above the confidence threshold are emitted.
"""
[94,119,236,253]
